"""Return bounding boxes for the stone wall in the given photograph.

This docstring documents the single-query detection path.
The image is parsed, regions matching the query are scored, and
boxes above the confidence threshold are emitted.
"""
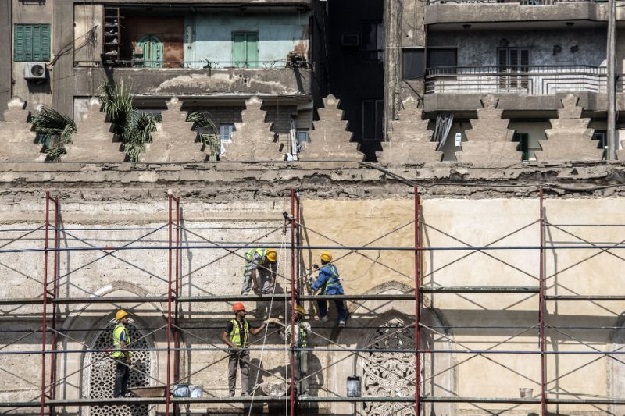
[0,162,625,415]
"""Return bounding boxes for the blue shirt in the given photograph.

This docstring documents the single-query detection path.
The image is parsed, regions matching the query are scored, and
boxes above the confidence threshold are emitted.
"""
[311,264,344,295]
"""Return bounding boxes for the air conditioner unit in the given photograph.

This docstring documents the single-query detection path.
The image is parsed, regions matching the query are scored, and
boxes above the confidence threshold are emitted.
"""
[24,62,47,80]
[341,34,360,47]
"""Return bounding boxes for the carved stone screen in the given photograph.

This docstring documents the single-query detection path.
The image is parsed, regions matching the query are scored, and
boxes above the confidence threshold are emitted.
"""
[359,317,418,416]
[86,322,151,416]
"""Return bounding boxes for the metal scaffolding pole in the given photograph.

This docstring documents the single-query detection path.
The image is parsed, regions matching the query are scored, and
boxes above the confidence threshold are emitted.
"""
[414,187,422,416]
[290,189,297,416]
[539,188,546,416]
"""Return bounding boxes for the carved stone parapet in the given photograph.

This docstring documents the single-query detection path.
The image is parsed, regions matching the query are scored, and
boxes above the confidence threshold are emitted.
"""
[0,98,41,162]
[299,95,363,161]
[64,97,122,162]
[221,96,282,162]
[141,97,206,163]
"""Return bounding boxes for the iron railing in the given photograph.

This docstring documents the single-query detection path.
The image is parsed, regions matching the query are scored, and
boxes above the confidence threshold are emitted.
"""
[425,65,624,95]
[428,0,601,5]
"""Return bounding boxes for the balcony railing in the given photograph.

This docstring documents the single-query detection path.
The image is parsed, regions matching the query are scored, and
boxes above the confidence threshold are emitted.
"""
[428,0,600,5]
[425,65,623,95]
[76,59,311,69]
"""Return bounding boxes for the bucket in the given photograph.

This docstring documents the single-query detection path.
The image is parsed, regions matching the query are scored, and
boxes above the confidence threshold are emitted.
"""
[189,385,203,398]
[172,384,190,397]
[346,376,361,397]
[519,388,533,398]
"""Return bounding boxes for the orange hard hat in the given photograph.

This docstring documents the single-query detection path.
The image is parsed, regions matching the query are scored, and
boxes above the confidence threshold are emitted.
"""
[232,302,246,312]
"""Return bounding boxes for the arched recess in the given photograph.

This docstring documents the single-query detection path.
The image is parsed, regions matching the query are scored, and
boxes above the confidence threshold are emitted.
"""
[83,315,154,416]
[335,282,456,416]
[56,282,165,416]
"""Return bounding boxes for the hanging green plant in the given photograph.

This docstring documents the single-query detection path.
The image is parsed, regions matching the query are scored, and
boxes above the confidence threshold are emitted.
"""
[187,111,220,160]
[31,106,77,162]
[98,80,156,162]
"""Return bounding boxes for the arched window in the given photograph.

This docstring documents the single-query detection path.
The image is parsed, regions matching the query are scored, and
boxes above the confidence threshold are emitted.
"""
[137,35,163,68]
[86,321,151,416]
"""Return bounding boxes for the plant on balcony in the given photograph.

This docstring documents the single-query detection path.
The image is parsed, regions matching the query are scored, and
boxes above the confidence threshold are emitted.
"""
[31,106,77,162]
[98,80,156,162]
[187,112,220,161]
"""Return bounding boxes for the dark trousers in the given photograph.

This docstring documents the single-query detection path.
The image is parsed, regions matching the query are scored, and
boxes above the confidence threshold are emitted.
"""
[228,349,250,396]
[317,298,347,322]
[114,358,130,397]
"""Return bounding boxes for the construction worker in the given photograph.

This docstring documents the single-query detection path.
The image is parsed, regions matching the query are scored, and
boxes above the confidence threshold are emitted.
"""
[221,302,267,396]
[241,248,278,295]
[112,309,132,398]
[282,304,312,395]
[309,251,347,327]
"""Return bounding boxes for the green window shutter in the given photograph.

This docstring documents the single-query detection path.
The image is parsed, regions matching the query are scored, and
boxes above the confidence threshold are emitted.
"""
[14,24,50,62]
[232,33,247,67]
[246,33,259,68]
[14,25,25,61]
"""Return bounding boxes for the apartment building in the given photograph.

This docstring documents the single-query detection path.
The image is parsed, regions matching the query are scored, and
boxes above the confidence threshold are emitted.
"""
[2,0,327,161]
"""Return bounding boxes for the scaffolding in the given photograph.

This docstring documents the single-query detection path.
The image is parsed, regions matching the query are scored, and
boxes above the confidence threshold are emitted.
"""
[0,188,624,416]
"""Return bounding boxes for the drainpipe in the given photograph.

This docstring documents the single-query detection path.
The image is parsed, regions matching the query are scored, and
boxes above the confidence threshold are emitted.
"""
[607,0,617,160]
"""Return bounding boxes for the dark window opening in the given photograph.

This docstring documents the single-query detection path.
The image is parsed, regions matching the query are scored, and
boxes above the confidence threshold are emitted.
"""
[403,48,425,80]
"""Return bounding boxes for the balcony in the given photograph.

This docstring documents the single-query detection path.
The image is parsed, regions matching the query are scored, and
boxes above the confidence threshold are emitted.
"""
[424,0,616,29]
[73,59,313,98]
[423,65,624,111]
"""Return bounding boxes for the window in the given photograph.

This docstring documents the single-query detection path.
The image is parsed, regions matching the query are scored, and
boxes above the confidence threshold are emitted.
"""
[362,100,384,141]
[232,32,259,68]
[498,48,529,90]
[361,22,384,62]
[137,35,163,68]
[402,48,425,80]
[219,124,235,143]
[427,48,457,71]
[14,24,51,62]
[592,130,607,159]
[513,132,530,160]
[295,129,310,153]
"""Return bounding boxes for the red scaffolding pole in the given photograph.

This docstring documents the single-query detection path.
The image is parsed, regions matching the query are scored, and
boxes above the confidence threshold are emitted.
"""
[289,189,298,416]
[539,188,546,416]
[41,192,59,416]
[414,188,422,416]
[166,193,180,416]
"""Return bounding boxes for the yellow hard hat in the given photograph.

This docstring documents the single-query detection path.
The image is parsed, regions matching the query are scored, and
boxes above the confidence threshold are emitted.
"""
[266,249,277,263]
[294,305,305,315]
[320,251,333,262]
[115,309,128,321]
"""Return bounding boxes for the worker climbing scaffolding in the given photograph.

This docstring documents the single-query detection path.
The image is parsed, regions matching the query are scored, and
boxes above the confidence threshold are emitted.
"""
[309,251,347,327]
[241,248,278,295]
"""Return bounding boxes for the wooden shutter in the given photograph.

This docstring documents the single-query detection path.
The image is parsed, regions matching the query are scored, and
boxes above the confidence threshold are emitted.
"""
[245,33,259,68]
[232,33,247,67]
[14,24,50,62]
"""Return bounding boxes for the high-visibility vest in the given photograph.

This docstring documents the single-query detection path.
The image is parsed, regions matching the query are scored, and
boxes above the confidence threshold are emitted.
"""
[229,319,249,347]
[286,323,308,348]
[112,324,130,359]
[245,248,266,262]
[321,264,341,293]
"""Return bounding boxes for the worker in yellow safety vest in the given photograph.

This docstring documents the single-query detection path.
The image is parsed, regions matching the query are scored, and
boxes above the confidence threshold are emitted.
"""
[112,309,132,398]
[221,302,267,396]
[240,248,278,295]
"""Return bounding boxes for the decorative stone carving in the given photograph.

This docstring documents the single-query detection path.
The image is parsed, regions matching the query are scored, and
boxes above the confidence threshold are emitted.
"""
[87,322,150,416]
[377,97,441,164]
[299,95,363,161]
[141,97,206,163]
[64,98,122,162]
[536,94,601,162]
[360,317,417,416]
[456,94,520,165]
[0,98,42,162]
[221,96,282,161]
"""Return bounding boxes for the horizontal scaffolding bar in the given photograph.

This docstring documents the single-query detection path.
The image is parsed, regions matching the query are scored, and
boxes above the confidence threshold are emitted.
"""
[0,244,624,255]
[545,295,625,301]
[5,396,625,408]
